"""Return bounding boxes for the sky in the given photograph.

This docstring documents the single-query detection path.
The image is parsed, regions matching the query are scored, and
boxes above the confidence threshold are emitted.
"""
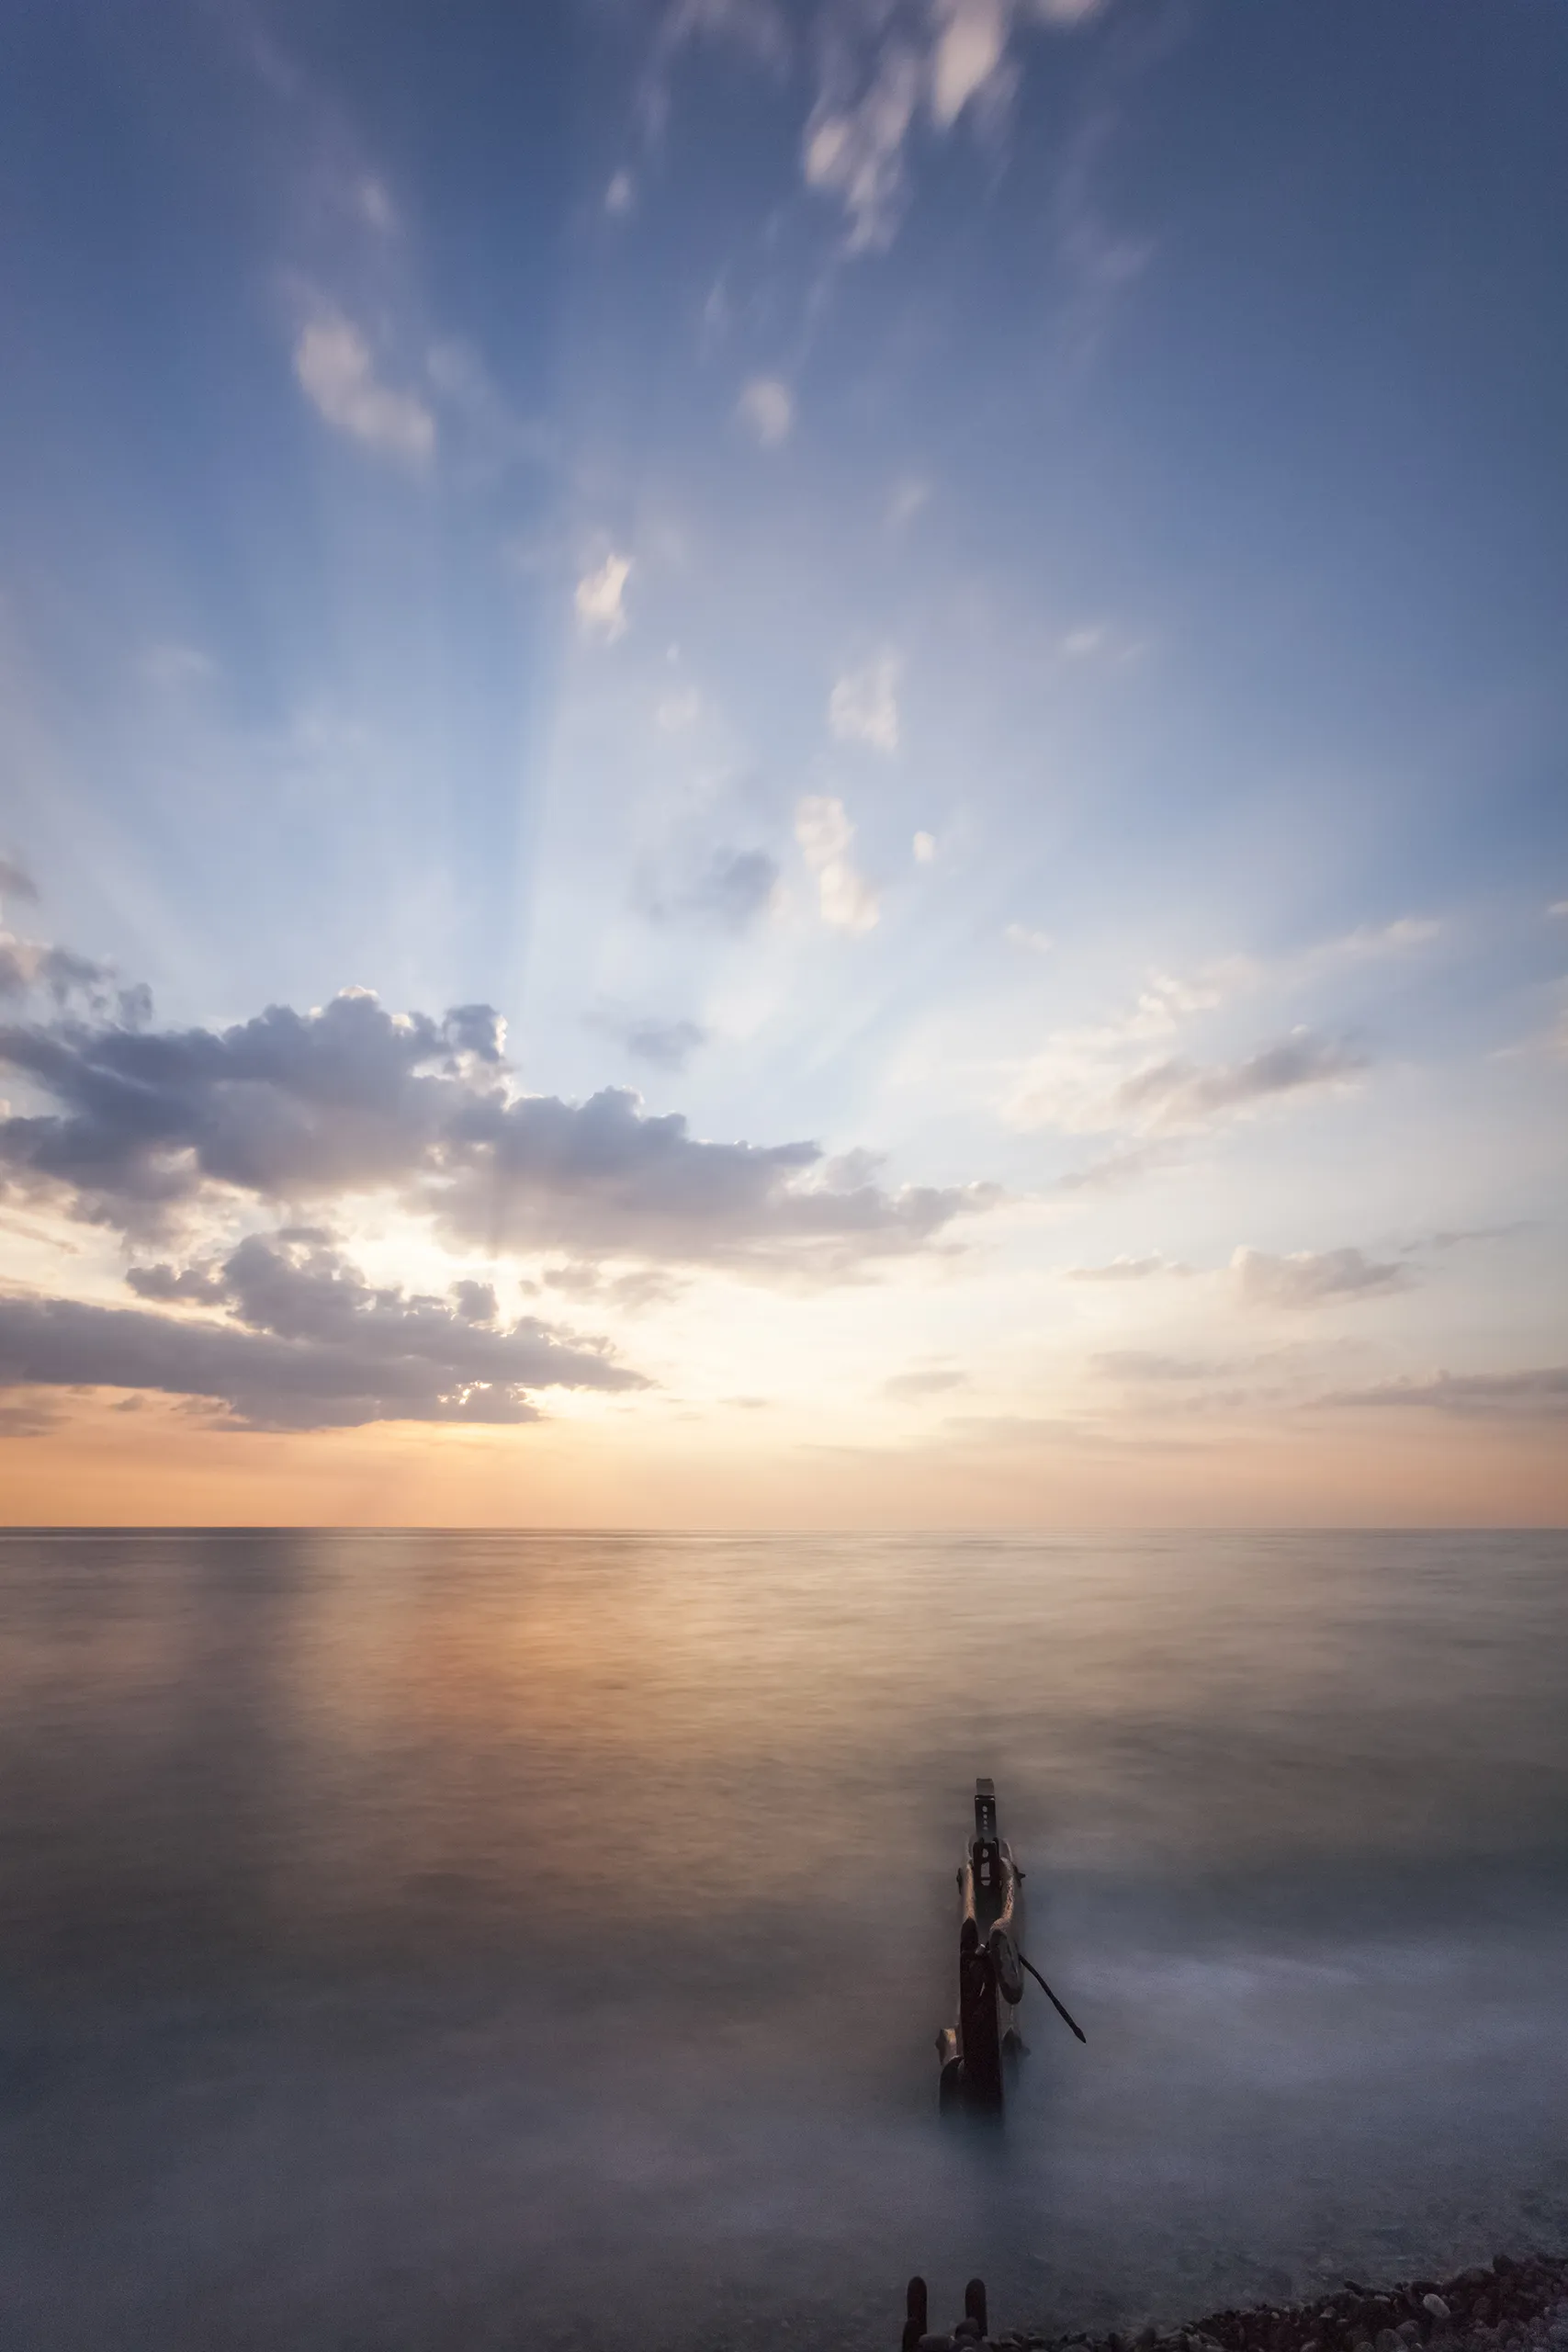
[1,0,1565,1527]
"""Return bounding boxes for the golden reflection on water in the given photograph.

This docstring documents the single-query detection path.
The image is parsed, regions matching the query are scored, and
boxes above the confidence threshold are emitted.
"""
[94,1526,1558,1946]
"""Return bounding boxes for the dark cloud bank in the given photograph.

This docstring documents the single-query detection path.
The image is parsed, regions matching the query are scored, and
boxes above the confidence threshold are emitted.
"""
[1,1233,639,1431]
[0,982,992,1264]
[0,964,996,1430]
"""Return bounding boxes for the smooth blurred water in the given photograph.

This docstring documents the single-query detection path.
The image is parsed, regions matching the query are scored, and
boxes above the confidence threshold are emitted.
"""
[1,1530,1565,2352]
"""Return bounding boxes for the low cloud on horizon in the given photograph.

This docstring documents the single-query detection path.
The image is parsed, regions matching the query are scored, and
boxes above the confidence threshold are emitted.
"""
[1,1229,642,1432]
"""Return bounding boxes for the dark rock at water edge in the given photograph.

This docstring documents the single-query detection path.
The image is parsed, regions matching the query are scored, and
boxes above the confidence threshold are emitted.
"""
[912,2251,1568,2352]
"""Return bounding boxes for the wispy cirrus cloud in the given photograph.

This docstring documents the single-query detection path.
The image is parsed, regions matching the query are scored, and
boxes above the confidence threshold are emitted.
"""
[293,308,435,464]
[1005,964,1247,1133]
[929,0,1012,130]
[576,551,632,641]
[884,1366,966,1399]
[532,1261,678,1313]
[1065,1253,1190,1282]
[1233,1244,1408,1310]
[0,915,151,1024]
[1008,913,1435,1137]
[1012,1022,1366,1139]
[637,843,781,931]
[829,651,899,752]
[736,376,794,447]
[1051,1140,1177,1195]
[1115,1030,1369,1133]
[353,175,398,234]
[797,0,1105,253]
[795,796,880,933]
[1092,1349,1221,1383]
[1321,1365,1568,1419]
[592,1010,709,1072]
[801,36,924,254]
[423,338,556,481]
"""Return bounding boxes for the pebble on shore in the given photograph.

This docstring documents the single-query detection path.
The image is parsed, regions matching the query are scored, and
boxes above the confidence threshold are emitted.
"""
[911,2251,1568,2352]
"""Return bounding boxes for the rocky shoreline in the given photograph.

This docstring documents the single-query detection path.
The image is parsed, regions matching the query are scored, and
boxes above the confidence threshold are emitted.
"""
[913,2254,1568,2352]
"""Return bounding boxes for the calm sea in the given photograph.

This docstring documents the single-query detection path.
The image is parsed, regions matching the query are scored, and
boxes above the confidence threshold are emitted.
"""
[2,1530,1565,2352]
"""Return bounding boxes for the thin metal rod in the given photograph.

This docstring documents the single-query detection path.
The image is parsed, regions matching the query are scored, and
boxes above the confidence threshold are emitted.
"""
[1019,1951,1087,2043]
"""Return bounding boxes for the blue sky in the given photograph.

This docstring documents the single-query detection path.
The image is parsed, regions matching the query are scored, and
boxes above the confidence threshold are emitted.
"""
[1,0,1565,1522]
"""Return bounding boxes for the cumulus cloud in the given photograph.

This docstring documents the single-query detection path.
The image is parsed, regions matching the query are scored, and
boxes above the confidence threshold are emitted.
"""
[829,652,899,752]
[293,310,435,464]
[430,1086,992,1270]
[795,796,879,933]
[1320,1365,1568,1418]
[0,859,40,906]
[126,1261,231,1306]
[913,831,937,865]
[1233,1245,1409,1310]
[736,377,794,447]
[451,1279,498,1323]
[2,1231,641,1431]
[1114,1030,1367,1132]
[0,989,498,1227]
[576,552,631,640]
[0,973,994,1275]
